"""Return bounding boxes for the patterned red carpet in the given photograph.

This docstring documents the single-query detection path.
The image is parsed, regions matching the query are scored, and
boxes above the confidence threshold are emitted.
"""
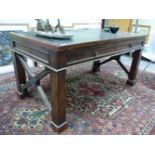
[0,61,155,135]
[150,126,155,134]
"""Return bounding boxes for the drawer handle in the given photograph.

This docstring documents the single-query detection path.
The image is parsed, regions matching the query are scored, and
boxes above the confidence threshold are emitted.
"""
[94,51,99,56]
[129,44,133,48]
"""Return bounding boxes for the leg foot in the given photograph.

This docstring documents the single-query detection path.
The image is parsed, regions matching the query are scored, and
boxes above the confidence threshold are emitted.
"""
[51,121,68,134]
[92,60,100,72]
[126,79,136,86]
[16,89,29,99]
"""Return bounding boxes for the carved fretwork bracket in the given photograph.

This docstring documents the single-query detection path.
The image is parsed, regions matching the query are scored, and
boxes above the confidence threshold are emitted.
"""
[17,55,52,111]
[98,55,130,76]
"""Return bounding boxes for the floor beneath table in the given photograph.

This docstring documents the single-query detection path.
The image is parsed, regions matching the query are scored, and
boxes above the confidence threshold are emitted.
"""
[0,59,155,134]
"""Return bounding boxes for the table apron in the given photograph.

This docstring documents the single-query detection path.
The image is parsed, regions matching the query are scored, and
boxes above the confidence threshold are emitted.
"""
[66,44,143,66]
[11,41,144,72]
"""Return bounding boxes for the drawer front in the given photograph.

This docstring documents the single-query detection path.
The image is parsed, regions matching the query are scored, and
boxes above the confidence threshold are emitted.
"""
[95,42,143,57]
[66,41,144,65]
[66,46,95,63]
[14,42,49,65]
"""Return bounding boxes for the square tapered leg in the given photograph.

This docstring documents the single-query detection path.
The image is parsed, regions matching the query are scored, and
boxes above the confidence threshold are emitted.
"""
[12,52,28,99]
[50,70,68,133]
[127,49,142,86]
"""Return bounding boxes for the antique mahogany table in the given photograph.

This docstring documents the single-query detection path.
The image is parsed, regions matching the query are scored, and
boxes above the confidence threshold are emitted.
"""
[9,29,146,133]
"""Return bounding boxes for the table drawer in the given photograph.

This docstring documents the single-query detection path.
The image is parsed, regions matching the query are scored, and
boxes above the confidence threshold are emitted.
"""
[15,42,49,65]
[66,46,95,64]
[66,41,143,65]
[95,42,143,57]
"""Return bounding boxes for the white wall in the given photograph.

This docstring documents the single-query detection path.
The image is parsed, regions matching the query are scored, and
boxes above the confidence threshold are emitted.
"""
[0,19,101,31]
[138,19,155,29]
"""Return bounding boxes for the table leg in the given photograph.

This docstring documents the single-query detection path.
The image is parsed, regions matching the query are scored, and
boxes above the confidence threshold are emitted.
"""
[50,70,68,133]
[127,49,142,86]
[92,60,100,72]
[12,52,27,99]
